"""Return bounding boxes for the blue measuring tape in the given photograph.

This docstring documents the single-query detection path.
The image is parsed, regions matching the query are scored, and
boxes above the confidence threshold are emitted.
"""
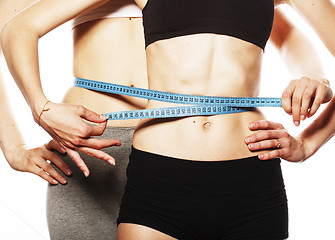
[75,77,282,120]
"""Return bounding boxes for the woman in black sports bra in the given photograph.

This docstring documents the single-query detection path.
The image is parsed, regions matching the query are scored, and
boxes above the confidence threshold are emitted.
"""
[116,1,291,239]
[117,0,333,239]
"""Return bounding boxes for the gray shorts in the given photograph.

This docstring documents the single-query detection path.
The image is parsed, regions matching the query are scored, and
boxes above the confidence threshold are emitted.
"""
[47,126,135,240]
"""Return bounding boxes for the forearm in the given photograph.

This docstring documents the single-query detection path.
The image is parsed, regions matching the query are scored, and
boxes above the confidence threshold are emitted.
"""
[0,74,25,162]
[300,97,335,159]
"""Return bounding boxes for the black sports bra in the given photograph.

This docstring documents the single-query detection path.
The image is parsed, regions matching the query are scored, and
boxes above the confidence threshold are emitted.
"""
[142,0,274,50]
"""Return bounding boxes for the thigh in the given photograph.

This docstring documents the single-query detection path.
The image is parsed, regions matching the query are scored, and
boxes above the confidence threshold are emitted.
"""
[47,127,134,240]
[117,223,176,240]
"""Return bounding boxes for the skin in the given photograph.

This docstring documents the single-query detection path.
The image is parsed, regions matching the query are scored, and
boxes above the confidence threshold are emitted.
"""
[59,15,148,176]
[270,7,332,126]
[1,0,330,175]
[245,95,335,161]
[246,0,335,162]
[121,0,333,238]
[0,0,332,239]
[0,0,71,185]
[0,0,147,177]
[131,0,331,161]
[1,1,147,238]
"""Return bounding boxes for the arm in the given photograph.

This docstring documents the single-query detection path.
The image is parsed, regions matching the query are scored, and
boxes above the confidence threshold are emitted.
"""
[0,0,120,176]
[301,96,335,158]
[0,0,70,184]
[270,7,332,126]
[244,0,335,161]
[286,0,335,57]
[0,70,71,184]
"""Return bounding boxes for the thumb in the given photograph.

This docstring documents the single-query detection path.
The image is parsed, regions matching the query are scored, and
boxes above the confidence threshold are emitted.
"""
[45,140,67,154]
[79,107,108,123]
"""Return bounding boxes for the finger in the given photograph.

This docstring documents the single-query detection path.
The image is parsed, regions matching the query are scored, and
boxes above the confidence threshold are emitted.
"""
[74,137,121,149]
[45,140,66,154]
[308,88,326,117]
[248,120,284,131]
[87,121,108,136]
[281,83,295,115]
[78,106,108,123]
[30,164,59,185]
[291,85,306,126]
[66,148,90,177]
[245,130,288,144]
[78,147,116,166]
[258,150,282,160]
[247,139,281,151]
[300,87,314,121]
[43,150,72,176]
[36,160,67,184]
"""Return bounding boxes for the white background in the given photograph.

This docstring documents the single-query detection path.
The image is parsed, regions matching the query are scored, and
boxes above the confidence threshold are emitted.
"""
[0,6,335,240]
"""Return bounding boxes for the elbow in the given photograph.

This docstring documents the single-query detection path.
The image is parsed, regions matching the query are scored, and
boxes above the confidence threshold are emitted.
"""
[1,18,36,53]
[0,21,11,50]
[1,19,20,50]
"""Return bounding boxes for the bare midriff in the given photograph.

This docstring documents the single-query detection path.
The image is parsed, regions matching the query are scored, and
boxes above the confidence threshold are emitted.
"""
[133,33,269,160]
[63,17,148,127]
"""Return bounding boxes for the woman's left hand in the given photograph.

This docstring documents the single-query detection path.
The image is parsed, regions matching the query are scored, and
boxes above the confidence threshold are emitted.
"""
[282,77,333,126]
[244,120,307,162]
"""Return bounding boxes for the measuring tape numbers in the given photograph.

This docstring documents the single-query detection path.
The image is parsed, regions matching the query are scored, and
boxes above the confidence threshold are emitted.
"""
[75,77,282,120]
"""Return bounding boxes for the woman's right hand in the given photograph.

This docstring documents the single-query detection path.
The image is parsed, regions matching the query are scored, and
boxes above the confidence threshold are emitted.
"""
[8,140,71,185]
[244,120,307,162]
[36,101,121,177]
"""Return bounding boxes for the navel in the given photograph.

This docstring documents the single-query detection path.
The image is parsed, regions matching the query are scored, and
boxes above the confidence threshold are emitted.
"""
[203,121,212,129]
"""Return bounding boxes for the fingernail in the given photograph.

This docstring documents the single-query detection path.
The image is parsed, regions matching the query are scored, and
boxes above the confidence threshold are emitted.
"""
[245,137,252,144]
[60,178,67,184]
[249,123,255,128]
[300,115,306,120]
[84,171,89,177]
[294,121,300,126]
[66,169,72,175]
[108,159,115,166]
[100,115,108,120]
[52,179,58,185]
[60,148,66,154]
[248,144,255,149]
[258,154,264,160]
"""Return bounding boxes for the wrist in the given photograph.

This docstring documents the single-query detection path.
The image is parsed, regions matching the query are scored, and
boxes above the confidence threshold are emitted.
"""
[31,96,49,123]
[2,143,26,165]
[298,135,316,161]
[320,78,333,102]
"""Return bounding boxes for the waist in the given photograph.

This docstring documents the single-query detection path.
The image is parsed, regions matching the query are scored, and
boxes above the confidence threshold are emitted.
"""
[73,78,280,159]
[132,109,269,160]
[63,86,146,127]
[74,78,281,120]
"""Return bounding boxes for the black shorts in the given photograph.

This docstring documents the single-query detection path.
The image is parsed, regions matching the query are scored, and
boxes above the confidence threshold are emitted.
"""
[118,147,289,240]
